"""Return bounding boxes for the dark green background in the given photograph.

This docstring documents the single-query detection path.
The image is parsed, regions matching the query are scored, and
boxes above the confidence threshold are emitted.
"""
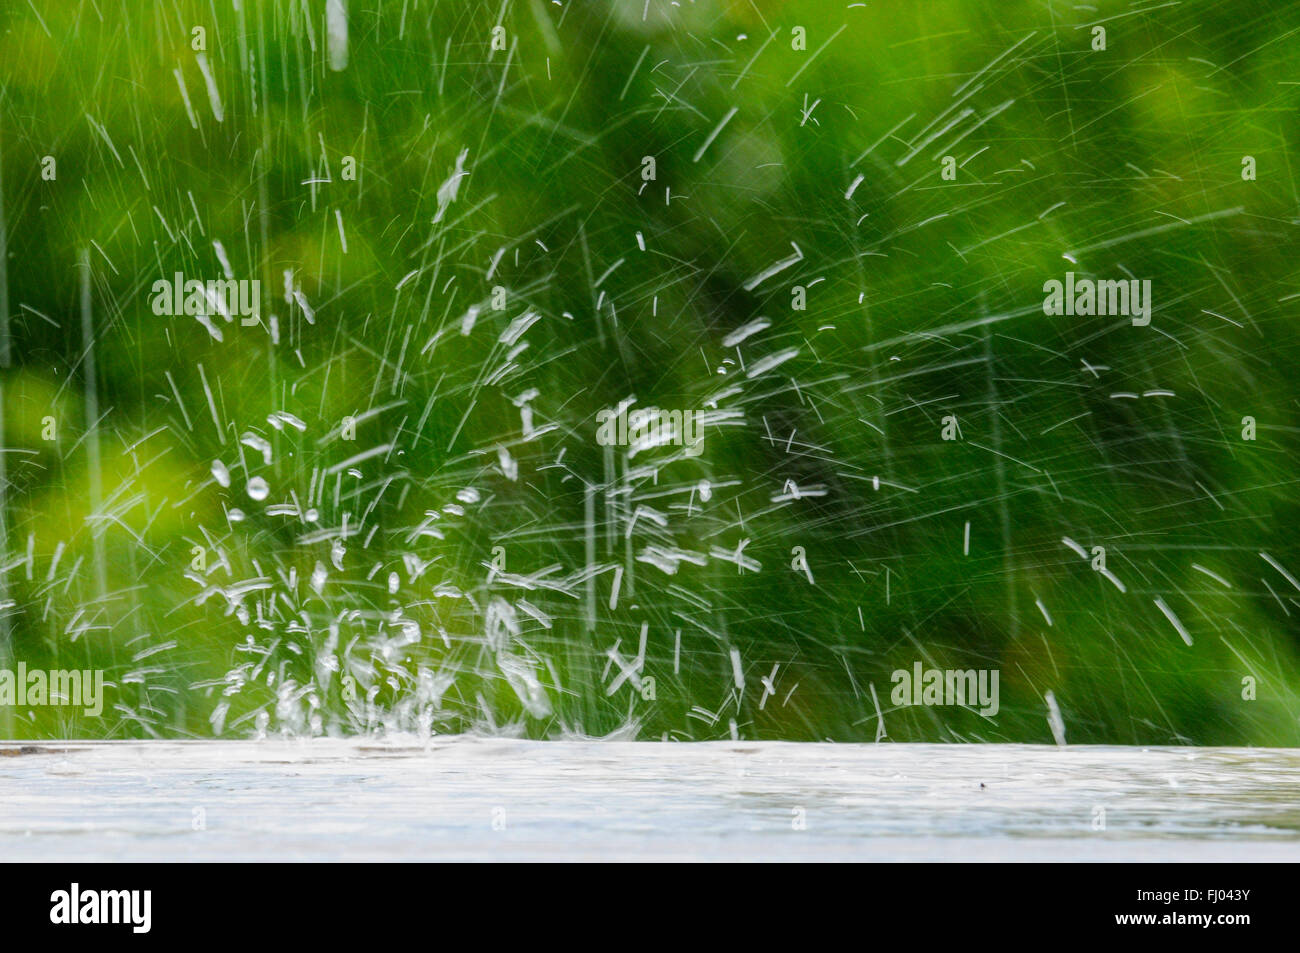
[0,0,1297,743]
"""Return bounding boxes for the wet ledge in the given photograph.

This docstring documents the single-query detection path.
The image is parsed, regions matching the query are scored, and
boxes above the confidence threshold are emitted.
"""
[1,740,1298,861]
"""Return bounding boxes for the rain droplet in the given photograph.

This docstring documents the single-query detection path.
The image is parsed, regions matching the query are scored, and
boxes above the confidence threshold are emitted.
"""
[211,459,230,487]
[267,411,306,432]
[498,446,518,481]
[697,480,712,502]
[240,432,273,466]
[456,487,481,504]
[247,476,270,501]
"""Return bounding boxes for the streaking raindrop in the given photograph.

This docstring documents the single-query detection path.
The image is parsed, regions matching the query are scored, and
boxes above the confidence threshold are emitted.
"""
[311,561,327,594]
[241,432,273,466]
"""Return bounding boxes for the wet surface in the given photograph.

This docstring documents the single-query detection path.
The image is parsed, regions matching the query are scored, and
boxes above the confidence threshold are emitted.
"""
[1,740,1298,861]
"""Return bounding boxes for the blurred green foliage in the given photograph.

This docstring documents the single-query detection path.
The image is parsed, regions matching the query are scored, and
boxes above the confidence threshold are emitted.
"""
[0,0,1298,743]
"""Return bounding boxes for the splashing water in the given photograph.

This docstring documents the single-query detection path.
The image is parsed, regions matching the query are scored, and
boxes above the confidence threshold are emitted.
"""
[0,1,1298,747]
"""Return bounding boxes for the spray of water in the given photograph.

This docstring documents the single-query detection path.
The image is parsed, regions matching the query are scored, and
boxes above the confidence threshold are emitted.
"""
[1,1,1298,744]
